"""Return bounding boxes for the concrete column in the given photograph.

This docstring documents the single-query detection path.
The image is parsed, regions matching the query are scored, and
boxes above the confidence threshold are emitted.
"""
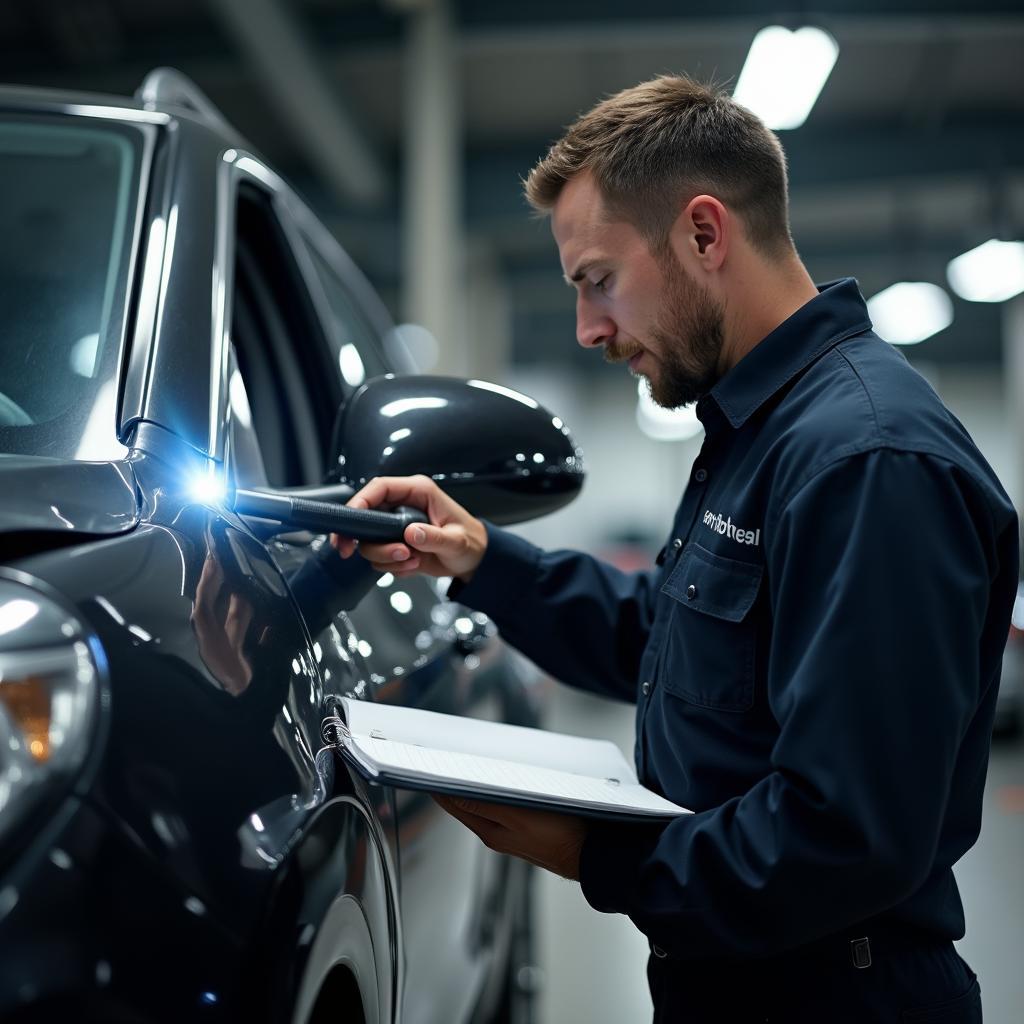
[1002,294,1024,510]
[464,238,512,382]
[401,0,467,376]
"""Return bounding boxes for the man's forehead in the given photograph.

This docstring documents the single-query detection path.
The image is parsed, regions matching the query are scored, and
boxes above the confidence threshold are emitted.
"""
[551,173,622,273]
[551,172,605,241]
[553,184,647,281]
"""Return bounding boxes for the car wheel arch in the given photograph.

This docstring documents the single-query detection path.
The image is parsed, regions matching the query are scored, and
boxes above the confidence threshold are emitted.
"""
[288,794,402,1024]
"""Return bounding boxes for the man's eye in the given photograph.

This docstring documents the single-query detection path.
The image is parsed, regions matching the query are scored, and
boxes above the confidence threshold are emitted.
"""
[593,275,610,294]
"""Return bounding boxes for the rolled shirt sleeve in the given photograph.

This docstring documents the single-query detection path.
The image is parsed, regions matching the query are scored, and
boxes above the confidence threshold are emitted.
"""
[579,448,1016,956]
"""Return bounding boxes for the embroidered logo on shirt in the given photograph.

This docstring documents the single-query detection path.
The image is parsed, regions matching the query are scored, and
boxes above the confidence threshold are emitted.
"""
[702,510,761,547]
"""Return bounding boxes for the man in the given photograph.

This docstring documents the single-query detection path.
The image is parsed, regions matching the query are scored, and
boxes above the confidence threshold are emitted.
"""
[333,76,1017,1022]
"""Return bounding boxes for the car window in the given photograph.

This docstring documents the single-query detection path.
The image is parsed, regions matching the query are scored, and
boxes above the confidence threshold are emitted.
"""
[302,241,391,392]
[229,183,340,488]
[0,117,142,460]
[226,343,269,489]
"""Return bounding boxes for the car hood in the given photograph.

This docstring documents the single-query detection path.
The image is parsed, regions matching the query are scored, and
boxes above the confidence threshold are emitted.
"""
[0,455,139,536]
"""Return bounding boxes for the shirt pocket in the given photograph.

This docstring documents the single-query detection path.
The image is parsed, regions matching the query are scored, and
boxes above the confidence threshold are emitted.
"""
[658,543,763,712]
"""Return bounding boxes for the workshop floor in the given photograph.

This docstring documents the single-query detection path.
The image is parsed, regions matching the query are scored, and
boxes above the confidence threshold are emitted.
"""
[535,686,1024,1023]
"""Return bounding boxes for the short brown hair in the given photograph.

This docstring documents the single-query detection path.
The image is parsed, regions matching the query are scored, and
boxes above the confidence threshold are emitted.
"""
[524,75,794,257]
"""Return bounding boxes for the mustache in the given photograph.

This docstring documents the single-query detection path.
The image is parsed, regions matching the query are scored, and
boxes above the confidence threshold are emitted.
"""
[604,340,644,365]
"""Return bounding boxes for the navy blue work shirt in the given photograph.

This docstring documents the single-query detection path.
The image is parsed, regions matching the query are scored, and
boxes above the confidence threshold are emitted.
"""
[452,278,1019,960]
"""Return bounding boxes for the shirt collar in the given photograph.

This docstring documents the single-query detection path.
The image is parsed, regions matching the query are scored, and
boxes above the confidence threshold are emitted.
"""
[701,277,872,431]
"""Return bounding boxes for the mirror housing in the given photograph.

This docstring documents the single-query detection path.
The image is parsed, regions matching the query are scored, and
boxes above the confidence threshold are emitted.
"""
[331,376,585,525]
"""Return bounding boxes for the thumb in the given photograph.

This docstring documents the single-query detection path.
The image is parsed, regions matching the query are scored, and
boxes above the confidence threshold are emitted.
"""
[404,521,458,553]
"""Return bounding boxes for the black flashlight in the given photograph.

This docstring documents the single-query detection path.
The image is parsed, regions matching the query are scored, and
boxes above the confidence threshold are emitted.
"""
[231,487,428,542]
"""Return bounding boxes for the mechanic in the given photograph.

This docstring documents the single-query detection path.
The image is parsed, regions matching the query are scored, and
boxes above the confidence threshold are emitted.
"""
[333,76,1018,1022]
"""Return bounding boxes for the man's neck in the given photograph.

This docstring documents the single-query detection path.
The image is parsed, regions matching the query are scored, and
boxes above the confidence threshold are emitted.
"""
[720,259,820,374]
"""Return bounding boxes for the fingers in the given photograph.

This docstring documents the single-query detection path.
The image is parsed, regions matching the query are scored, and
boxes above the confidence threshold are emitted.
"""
[331,475,438,559]
[329,475,483,581]
[433,795,505,847]
[224,592,253,648]
[351,475,438,514]
[402,521,456,555]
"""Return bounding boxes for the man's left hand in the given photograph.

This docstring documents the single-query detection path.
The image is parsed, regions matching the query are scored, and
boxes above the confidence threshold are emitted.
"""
[434,796,588,881]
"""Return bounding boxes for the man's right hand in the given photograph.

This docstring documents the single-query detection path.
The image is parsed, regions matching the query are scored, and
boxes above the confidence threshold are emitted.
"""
[330,474,488,584]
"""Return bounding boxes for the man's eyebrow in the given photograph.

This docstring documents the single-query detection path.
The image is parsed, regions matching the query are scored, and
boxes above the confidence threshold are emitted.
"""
[563,258,600,287]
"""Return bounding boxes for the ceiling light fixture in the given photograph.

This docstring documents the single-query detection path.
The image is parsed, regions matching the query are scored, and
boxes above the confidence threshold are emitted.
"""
[866,282,953,346]
[946,238,1024,303]
[732,25,839,130]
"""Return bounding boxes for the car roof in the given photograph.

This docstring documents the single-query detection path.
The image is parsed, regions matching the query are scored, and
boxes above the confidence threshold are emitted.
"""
[0,69,244,144]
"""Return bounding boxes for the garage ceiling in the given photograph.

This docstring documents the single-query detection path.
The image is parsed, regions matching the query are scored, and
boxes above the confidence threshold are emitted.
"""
[3,0,1023,368]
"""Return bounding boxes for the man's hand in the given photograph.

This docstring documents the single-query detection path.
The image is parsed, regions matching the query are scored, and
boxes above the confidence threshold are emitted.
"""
[330,475,487,583]
[190,552,255,696]
[434,796,588,881]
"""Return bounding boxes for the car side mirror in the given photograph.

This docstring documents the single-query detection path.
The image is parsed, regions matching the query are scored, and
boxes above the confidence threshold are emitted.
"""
[230,376,584,541]
[329,375,585,525]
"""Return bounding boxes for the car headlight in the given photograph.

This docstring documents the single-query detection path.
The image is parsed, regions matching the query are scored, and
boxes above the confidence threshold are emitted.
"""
[0,574,100,849]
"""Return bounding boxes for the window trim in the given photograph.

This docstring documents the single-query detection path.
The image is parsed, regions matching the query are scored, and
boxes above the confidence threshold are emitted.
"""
[217,153,345,488]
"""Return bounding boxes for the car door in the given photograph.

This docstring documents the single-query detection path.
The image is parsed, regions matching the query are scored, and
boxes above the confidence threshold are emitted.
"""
[296,228,525,1024]
[224,170,521,1023]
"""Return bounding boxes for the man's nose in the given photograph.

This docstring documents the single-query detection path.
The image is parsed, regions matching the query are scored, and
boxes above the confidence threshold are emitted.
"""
[576,296,614,349]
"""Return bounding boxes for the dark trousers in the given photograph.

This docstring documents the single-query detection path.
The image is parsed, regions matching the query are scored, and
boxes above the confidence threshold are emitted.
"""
[647,939,981,1023]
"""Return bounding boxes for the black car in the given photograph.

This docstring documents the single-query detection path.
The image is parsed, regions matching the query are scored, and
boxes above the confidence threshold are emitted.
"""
[0,69,582,1023]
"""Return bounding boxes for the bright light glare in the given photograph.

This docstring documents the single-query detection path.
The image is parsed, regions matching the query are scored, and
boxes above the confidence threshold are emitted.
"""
[389,591,413,614]
[189,472,228,505]
[467,380,539,409]
[866,282,953,346]
[0,599,40,636]
[339,344,366,387]
[946,239,1024,303]
[380,397,448,417]
[733,26,839,130]
[636,380,703,442]
[229,370,252,429]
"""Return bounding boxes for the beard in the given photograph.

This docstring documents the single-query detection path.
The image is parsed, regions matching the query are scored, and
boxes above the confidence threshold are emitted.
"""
[605,256,725,409]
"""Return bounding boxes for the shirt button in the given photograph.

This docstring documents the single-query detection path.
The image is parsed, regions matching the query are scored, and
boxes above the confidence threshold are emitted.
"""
[672,538,683,551]
[641,680,651,696]
[686,584,697,599]
[694,468,708,483]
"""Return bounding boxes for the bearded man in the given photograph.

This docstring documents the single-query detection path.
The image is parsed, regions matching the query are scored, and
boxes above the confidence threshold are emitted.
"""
[334,76,1016,1023]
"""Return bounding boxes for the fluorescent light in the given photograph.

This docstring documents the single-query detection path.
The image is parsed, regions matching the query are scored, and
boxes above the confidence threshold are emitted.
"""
[733,26,839,130]
[946,239,1024,303]
[866,282,953,346]
[636,380,703,442]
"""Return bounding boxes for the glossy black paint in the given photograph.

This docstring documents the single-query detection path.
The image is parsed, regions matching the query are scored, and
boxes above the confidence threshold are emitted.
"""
[0,78,560,1024]
[335,375,585,525]
[0,456,138,537]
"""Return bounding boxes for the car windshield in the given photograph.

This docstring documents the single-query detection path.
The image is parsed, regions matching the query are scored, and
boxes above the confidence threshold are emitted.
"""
[0,115,143,461]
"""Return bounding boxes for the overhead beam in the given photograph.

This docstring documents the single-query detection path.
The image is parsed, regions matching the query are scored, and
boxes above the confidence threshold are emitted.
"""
[460,116,1024,226]
[206,0,390,207]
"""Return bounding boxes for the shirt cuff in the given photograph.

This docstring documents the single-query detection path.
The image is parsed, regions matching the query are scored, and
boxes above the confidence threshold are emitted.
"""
[578,819,664,916]
[445,521,543,620]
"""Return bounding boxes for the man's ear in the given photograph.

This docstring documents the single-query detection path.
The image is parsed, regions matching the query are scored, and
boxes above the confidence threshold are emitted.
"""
[670,194,729,273]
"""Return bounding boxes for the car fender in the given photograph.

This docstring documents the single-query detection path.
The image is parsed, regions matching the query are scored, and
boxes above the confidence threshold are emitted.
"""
[264,794,401,1024]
